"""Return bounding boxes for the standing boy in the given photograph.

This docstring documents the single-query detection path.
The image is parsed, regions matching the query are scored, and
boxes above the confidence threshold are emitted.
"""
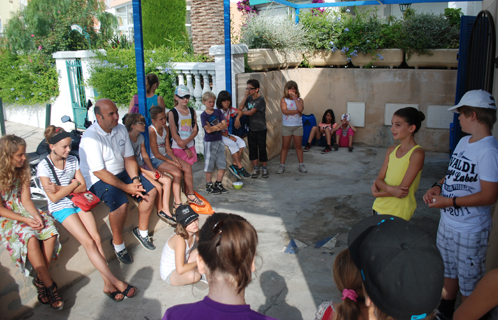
[237,79,268,178]
[423,90,498,320]
[201,92,229,195]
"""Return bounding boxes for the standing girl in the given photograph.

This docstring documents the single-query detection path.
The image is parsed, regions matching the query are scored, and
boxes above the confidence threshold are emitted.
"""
[371,107,426,221]
[149,106,205,207]
[314,249,371,320]
[37,126,136,302]
[304,109,338,154]
[0,135,63,310]
[168,85,198,166]
[216,90,251,179]
[122,113,175,224]
[163,212,278,320]
[278,80,306,174]
[128,73,166,124]
[159,205,202,286]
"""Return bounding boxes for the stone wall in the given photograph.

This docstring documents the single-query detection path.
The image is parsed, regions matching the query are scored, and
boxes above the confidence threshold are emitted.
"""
[191,0,224,56]
[237,68,457,153]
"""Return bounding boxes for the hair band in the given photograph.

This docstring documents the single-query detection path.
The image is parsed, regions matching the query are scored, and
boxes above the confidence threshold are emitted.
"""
[341,289,358,302]
[49,132,71,145]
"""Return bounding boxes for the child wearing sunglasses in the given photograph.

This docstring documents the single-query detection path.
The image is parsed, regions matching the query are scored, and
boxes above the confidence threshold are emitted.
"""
[168,85,198,166]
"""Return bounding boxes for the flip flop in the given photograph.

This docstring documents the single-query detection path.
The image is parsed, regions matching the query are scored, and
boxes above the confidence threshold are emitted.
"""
[122,284,137,298]
[104,291,124,302]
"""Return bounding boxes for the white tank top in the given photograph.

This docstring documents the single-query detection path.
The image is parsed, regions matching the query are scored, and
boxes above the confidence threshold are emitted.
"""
[150,125,167,159]
[160,233,195,280]
[171,107,195,149]
[282,98,302,127]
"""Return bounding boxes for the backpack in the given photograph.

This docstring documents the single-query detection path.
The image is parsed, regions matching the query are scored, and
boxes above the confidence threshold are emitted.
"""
[130,95,139,113]
[168,107,196,147]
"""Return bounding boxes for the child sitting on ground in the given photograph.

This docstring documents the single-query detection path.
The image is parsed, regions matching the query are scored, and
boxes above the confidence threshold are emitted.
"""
[333,114,357,152]
[423,90,498,320]
[304,109,338,154]
[123,113,175,224]
[314,248,370,320]
[159,205,202,286]
[216,90,251,179]
[371,107,425,221]
[201,92,228,194]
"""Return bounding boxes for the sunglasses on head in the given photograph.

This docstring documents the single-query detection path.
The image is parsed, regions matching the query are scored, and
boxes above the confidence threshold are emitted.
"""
[176,94,190,100]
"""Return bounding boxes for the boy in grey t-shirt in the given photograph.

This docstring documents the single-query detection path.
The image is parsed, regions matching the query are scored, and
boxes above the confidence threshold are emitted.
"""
[237,79,268,178]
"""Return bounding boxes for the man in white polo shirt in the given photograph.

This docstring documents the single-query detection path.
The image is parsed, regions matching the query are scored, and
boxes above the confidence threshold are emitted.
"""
[79,98,157,264]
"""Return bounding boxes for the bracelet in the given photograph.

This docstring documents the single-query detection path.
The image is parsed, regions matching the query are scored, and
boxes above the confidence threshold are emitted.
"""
[131,176,141,182]
[453,197,461,209]
[432,181,443,190]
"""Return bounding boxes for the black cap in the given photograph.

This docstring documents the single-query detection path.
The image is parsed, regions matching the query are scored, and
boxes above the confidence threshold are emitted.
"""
[348,215,444,320]
[175,205,199,227]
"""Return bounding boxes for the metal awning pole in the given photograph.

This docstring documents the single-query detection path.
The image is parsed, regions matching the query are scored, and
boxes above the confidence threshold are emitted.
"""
[224,0,232,94]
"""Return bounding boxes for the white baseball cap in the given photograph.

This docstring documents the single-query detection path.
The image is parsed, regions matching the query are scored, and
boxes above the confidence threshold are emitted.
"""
[175,85,190,98]
[448,90,496,113]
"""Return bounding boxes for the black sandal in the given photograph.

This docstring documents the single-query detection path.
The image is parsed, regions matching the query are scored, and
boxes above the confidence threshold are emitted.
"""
[46,282,64,310]
[187,194,205,207]
[104,290,124,302]
[121,284,137,298]
[33,277,49,305]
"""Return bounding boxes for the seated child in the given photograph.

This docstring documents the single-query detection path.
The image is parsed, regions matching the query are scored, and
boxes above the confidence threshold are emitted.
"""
[159,205,202,286]
[304,109,338,154]
[123,113,175,224]
[333,114,357,152]
[201,92,229,194]
[216,90,251,179]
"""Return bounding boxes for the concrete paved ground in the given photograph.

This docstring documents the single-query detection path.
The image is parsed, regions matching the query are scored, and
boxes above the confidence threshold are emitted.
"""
[6,122,449,320]
[3,121,46,153]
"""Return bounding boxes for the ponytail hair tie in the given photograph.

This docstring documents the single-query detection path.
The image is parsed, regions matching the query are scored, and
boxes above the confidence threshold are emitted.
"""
[341,289,358,302]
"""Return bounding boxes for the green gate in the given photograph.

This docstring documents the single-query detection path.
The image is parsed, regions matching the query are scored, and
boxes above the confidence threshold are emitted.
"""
[66,59,87,129]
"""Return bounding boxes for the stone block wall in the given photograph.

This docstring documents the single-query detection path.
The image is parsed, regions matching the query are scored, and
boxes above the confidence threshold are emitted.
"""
[191,0,224,56]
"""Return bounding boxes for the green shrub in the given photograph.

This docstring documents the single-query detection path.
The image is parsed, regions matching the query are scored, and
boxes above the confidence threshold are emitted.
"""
[400,12,460,56]
[142,0,188,49]
[0,50,59,103]
[300,9,343,50]
[241,11,309,51]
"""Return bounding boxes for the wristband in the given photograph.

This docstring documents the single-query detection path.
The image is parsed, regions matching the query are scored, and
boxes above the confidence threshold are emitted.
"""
[432,181,443,190]
[453,197,461,209]
[131,176,141,182]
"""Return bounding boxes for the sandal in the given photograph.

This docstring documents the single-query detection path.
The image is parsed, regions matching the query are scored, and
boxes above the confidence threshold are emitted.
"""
[33,276,49,305]
[46,282,64,310]
[104,290,124,302]
[187,194,205,207]
[121,284,137,298]
[173,201,182,209]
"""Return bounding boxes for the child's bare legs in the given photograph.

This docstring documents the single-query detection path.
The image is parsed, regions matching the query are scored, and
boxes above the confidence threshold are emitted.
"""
[174,158,204,205]
[307,126,320,144]
[158,175,172,215]
[280,135,293,165]
[348,135,354,151]
[325,130,333,146]
[169,249,201,286]
[157,162,183,206]
[293,135,304,163]
[142,170,164,212]
[217,169,225,181]
[205,172,212,184]
[232,148,244,169]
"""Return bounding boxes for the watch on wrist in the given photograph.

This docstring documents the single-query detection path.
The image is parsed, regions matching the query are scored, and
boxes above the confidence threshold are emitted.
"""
[432,181,443,190]
[131,176,141,182]
[453,197,461,209]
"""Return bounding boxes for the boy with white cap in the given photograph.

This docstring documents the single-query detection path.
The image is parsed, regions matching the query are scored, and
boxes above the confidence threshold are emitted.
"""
[423,90,498,319]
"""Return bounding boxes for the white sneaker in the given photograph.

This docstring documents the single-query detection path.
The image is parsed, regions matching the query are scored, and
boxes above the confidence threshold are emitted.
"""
[277,164,285,174]
[298,164,307,173]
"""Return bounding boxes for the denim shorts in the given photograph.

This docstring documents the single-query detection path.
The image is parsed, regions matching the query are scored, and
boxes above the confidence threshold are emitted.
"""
[52,207,82,224]
[151,158,165,169]
[90,170,155,212]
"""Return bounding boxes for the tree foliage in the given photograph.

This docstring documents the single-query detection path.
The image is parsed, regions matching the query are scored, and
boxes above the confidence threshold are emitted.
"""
[142,0,188,49]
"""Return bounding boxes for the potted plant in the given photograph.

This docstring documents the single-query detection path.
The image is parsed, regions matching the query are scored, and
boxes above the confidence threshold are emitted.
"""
[241,11,308,71]
[401,9,460,69]
[335,9,404,68]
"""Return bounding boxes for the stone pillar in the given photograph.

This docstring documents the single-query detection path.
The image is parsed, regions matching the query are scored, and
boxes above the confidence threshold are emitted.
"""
[191,0,224,55]
[208,44,249,107]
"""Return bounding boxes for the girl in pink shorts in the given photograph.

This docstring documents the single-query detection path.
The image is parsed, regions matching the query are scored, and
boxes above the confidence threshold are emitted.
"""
[333,113,357,152]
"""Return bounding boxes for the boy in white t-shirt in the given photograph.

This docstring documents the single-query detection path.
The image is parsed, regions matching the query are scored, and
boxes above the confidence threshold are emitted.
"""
[423,90,498,320]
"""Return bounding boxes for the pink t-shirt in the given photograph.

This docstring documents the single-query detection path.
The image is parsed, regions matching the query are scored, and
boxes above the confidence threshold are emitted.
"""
[336,126,354,147]
[318,122,337,136]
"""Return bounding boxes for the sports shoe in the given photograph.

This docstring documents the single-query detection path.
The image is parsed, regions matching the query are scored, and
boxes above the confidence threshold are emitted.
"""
[333,143,339,151]
[239,167,251,178]
[157,210,177,225]
[132,227,156,251]
[251,167,260,178]
[262,167,269,178]
[111,239,133,264]
[214,181,229,194]
[228,164,241,180]
[298,164,307,173]
[348,146,354,152]
[303,143,311,152]
[277,164,285,174]
[321,146,331,154]
[206,182,220,195]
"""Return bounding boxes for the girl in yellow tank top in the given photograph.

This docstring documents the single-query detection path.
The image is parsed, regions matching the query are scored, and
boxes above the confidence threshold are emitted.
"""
[372,107,426,220]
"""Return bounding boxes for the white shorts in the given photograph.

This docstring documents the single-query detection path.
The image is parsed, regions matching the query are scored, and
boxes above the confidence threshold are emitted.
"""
[436,220,490,296]
[222,135,246,155]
